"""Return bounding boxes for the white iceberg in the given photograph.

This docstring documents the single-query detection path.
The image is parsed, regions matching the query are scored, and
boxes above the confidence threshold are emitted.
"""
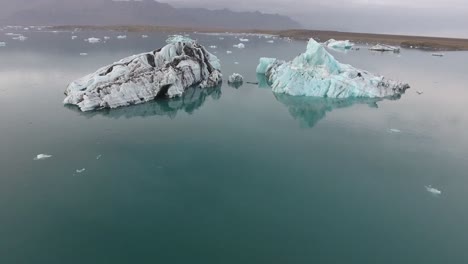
[228,73,244,84]
[64,35,222,112]
[117,35,127,39]
[233,43,245,49]
[239,38,249,42]
[425,185,442,195]
[34,154,52,160]
[86,37,100,43]
[370,44,400,52]
[256,38,410,98]
[324,39,353,49]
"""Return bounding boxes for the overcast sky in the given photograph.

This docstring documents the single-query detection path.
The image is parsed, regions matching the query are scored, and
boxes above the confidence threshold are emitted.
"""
[167,0,468,38]
[0,0,467,37]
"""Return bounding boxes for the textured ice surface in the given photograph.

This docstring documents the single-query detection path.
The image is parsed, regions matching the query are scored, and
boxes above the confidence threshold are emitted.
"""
[324,39,353,49]
[257,39,409,98]
[34,154,52,160]
[64,35,222,111]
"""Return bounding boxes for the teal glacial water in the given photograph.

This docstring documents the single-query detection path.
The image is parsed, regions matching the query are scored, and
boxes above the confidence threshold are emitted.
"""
[1,29,468,263]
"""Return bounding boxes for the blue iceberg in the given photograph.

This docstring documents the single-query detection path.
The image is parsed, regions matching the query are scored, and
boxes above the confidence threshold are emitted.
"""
[256,39,409,98]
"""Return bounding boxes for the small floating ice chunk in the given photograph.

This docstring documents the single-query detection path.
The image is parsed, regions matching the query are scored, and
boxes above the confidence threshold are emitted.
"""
[86,37,100,43]
[228,73,244,84]
[76,168,86,173]
[117,35,127,39]
[239,38,249,42]
[142,35,149,38]
[209,45,217,49]
[34,154,52,160]
[104,36,111,40]
[96,154,102,160]
[219,37,224,40]
[226,50,232,54]
[80,53,88,56]
[416,91,423,95]
[234,62,239,65]
[0,42,6,47]
[267,40,274,43]
[425,185,442,195]
[71,35,78,40]
[389,129,401,133]
[324,39,353,49]
[13,35,27,41]
[370,44,400,52]
[233,43,245,49]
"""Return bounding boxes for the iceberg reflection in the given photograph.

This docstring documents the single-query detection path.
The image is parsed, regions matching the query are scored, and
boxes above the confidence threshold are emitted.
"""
[274,93,400,127]
[65,85,221,119]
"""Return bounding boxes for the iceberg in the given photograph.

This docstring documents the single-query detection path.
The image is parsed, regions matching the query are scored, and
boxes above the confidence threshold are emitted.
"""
[425,185,442,195]
[324,39,353,49]
[239,38,249,42]
[64,35,222,112]
[117,35,127,39]
[256,38,409,98]
[370,44,400,52]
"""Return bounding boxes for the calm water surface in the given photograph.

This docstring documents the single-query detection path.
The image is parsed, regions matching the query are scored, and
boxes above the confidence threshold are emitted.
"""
[1,29,468,263]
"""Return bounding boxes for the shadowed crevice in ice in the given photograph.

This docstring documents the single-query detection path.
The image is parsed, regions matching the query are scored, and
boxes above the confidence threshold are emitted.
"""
[65,85,222,119]
[64,35,222,112]
[274,93,401,128]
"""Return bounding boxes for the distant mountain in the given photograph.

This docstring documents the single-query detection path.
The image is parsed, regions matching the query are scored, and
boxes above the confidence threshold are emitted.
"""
[1,0,301,30]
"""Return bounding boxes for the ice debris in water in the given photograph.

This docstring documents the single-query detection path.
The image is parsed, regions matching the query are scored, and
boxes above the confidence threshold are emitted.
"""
[96,154,102,160]
[219,37,225,40]
[239,38,249,42]
[425,185,442,195]
[228,73,244,84]
[324,39,353,49]
[71,35,77,40]
[13,35,27,41]
[76,168,86,173]
[34,154,52,160]
[142,35,149,38]
[256,38,410,98]
[370,44,400,52]
[104,36,111,40]
[86,37,100,43]
[389,129,401,133]
[209,45,217,49]
[64,35,222,111]
[0,42,6,47]
[234,62,239,64]
[117,35,127,39]
[226,50,232,54]
[80,53,88,56]
[233,43,245,49]
[267,40,274,43]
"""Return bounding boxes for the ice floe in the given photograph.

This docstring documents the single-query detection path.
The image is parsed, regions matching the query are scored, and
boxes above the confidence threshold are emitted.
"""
[117,35,127,39]
[34,154,52,160]
[239,38,249,42]
[76,168,86,173]
[256,38,410,98]
[64,35,222,111]
[370,44,400,52]
[228,73,244,84]
[389,129,401,133]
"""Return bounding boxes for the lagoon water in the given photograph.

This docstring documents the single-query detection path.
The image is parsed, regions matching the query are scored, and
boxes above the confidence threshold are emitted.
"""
[1,29,468,263]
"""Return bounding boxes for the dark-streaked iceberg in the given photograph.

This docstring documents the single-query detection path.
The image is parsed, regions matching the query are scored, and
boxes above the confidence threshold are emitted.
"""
[257,39,409,98]
[64,35,222,111]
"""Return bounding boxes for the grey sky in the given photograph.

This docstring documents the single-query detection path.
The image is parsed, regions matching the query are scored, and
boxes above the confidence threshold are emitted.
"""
[167,0,468,37]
